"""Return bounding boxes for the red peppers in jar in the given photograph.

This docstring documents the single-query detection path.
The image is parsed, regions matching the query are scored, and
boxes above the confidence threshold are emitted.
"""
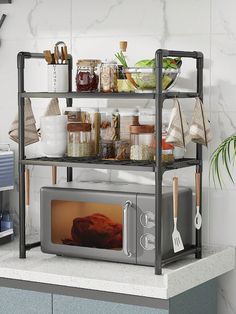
[76,59,101,92]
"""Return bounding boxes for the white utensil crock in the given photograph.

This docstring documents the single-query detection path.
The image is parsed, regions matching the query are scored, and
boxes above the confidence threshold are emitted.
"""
[48,64,69,93]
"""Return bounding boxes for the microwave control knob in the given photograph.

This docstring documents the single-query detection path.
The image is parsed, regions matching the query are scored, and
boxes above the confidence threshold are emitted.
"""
[140,211,155,228]
[140,233,155,251]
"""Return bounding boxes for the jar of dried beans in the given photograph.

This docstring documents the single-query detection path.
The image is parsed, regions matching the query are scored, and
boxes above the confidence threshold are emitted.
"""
[100,61,118,93]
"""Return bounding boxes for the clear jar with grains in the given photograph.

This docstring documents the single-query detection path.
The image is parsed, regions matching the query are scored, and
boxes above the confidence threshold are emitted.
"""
[76,59,101,92]
[100,61,118,93]
[100,140,115,159]
[67,123,92,157]
[130,125,155,161]
[119,108,139,140]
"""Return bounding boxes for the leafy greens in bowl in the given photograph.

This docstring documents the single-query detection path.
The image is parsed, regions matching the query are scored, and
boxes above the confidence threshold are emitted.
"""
[126,57,182,92]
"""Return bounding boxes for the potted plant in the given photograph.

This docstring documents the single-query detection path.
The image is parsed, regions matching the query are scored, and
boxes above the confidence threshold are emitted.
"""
[210,134,236,187]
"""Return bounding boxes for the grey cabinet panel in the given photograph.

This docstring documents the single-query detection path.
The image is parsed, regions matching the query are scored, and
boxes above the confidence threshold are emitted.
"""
[0,287,51,314]
[170,280,217,314]
[53,295,168,314]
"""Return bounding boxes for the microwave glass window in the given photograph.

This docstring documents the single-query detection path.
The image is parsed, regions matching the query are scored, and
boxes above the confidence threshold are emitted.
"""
[51,200,122,250]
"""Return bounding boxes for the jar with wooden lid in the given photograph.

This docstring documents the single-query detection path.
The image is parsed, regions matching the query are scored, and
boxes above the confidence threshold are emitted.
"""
[67,123,92,157]
[119,108,139,140]
[64,107,81,123]
[130,125,154,161]
[76,59,101,92]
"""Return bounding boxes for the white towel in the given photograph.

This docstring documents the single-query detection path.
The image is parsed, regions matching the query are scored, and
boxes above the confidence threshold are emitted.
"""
[190,97,212,146]
[166,98,191,148]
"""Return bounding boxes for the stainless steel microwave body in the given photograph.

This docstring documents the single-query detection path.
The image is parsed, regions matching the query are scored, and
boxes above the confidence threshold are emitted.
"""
[40,182,193,266]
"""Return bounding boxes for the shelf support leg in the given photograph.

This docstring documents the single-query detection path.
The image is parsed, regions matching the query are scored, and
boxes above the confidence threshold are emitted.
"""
[195,53,204,259]
[66,55,73,182]
[155,50,164,275]
[17,52,26,258]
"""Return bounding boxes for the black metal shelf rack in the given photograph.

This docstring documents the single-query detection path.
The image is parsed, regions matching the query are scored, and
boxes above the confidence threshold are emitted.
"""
[17,49,203,275]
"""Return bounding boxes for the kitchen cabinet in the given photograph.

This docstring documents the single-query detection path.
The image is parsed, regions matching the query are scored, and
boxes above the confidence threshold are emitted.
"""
[0,287,51,314]
[0,279,216,314]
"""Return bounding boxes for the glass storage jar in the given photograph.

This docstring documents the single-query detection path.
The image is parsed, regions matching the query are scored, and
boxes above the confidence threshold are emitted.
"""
[114,140,130,160]
[67,123,92,157]
[139,107,155,126]
[130,125,155,161]
[100,61,118,93]
[76,59,101,92]
[162,136,174,164]
[100,109,120,141]
[100,140,115,159]
[80,107,101,155]
[119,108,139,140]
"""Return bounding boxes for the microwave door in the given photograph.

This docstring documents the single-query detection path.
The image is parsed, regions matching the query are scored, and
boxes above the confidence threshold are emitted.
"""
[40,188,137,264]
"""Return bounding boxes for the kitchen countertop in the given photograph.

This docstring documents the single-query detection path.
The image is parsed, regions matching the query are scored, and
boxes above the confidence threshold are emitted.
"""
[0,239,234,300]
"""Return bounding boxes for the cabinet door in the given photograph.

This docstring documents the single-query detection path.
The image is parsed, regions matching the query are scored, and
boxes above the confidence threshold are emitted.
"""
[0,287,51,314]
[53,295,168,314]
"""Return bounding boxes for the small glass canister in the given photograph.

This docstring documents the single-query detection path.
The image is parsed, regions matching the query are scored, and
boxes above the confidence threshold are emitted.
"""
[130,125,155,161]
[100,61,118,93]
[138,107,155,126]
[100,109,120,141]
[76,59,101,92]
[67,123,92,157]
[64,107,81,123]
[114,140,130,160]
[119,108,139,140]
[100,140,115,159]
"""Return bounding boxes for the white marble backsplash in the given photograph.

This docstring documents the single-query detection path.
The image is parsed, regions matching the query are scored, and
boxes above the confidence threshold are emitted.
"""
[0,0,235,313]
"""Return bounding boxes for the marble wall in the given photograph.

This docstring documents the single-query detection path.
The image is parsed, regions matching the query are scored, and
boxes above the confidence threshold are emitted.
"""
[0,1,235,313]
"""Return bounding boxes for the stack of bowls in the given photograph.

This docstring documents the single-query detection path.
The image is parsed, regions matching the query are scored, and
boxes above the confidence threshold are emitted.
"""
[40,115,67,157]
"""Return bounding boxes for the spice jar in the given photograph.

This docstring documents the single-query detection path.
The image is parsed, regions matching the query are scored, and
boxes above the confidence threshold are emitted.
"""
[76,59,100,92]
[100,109,120,141]
[67,123,92,157]
[100,140,115,159]
[119,108,139,140]
[114,140,130,160]
[80,107,101,155]
[162,137,174,164]
[130,125,155,161]
[100,61,118,93]
[64,107,81,123]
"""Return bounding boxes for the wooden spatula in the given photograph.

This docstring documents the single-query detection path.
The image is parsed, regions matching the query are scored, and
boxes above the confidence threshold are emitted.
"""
[43,50,53,64]
[172,177,184,253]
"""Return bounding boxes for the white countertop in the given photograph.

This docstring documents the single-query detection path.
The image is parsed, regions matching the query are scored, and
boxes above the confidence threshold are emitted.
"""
[0,239,234,299]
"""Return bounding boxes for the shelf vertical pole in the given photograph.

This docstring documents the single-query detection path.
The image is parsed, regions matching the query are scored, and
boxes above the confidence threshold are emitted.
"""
[66,55,73,182]
[196,53,204,259]
[17,52,26,258]
[155,50,164,275]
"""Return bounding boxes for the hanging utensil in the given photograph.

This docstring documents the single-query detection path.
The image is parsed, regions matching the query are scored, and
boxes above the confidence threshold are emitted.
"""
[194,173,202,230]
[172,177,184,253]
[52,166,57,185]
[25,168,31,235]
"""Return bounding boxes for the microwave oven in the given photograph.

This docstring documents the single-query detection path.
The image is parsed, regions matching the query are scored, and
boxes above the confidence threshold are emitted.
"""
[40,182,193,266]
